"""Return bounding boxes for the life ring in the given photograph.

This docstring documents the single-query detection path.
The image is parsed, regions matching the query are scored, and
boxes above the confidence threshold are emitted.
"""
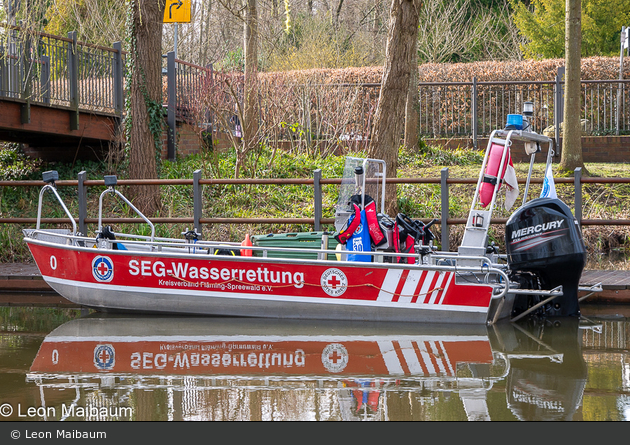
[479,143,512,208]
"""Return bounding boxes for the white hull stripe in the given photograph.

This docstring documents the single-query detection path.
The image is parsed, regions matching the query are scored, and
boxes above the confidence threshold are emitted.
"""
[417,271,436,303]
[45,275,489,313]
[398,270,423,304]
[378,340,457,376]
[46,334,490,344]
[378,341,405,374]
[377,269,404,302]
[438,272,454,305]
[427,272,447,304]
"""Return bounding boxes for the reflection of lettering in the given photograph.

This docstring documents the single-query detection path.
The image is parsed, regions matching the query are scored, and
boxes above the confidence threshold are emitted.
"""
[511,388,564,411]
[130,349,305,370]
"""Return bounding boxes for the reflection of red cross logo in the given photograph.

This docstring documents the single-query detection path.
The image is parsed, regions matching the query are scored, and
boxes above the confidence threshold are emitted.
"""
[329,349,342,364]
[97,262,109,276]
[328,275,341,289]
[98,349,110,363]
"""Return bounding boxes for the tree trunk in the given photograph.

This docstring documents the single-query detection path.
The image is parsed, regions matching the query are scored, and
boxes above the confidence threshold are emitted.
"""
[241,0,259,176]
[368,0,421,216]
[127,0,165,216]
[559,0,585,173]
[404,38,419,151]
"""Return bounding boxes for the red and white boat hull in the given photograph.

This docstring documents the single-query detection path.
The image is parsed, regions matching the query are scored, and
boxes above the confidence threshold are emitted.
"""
[26,239,498,324]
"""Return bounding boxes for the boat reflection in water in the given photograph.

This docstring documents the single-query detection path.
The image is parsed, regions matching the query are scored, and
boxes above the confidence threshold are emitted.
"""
[26,315,597,421]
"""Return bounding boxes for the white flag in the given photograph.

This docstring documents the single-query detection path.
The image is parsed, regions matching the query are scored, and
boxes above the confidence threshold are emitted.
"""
[503,161,519,211]
[540,163,558,199]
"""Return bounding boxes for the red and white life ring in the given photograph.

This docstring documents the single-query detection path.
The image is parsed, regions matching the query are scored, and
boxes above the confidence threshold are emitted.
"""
[479,143,513,208]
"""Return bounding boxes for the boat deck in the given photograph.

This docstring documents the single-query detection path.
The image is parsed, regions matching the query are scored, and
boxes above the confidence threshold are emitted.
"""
[0,263,628,306]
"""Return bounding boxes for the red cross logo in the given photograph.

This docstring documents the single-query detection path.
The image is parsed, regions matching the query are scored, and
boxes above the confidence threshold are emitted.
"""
[329,349,342,364]
[99,348,111,363]
[93,344,116,369]
[92,256,114,282]
[320,268,348,297]
[322,343,348,372]
[97,262,109,276]
[328,275,341,289]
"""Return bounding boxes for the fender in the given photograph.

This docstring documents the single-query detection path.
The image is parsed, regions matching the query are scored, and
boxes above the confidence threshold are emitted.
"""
[479,143,513,208]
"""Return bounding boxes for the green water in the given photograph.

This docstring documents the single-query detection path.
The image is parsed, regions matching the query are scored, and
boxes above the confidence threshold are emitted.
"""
[0,305,629,421]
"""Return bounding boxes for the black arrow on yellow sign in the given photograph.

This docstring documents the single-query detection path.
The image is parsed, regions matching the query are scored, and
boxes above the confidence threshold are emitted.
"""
[169,0,183,19]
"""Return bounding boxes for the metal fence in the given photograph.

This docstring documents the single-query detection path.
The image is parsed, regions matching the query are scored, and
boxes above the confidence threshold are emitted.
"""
[240,69,630,153]
[419,75,630,148]
[0,24,123,119]
[2,167,629,252]
[164,51,213,159]
[2,24,630,160]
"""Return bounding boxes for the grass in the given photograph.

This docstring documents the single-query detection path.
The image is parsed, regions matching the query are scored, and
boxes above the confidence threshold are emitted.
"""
[2,142,630,269]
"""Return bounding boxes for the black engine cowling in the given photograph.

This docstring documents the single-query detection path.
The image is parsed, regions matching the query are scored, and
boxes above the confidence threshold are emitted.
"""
[505,198,586,318]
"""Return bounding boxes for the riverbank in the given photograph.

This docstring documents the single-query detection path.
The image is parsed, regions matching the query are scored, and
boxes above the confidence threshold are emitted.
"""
[0,263,628,306]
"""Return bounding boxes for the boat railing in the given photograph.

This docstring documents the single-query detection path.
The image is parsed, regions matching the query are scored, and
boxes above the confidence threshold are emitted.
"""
[26,372,506,392]
[97,175,156,243]
[35,171,77,244]
[25,227,511,297]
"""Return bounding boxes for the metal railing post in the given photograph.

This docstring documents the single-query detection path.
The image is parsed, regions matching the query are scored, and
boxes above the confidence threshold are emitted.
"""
[618,27,625,136]
[441,167,450,251]
[113,41,124,117]
[313,169,322,231]
[472,77,478,150]
[78,170,87,236]
[193,169,203,237]
[574,167,582,225]
[167,51,176,160]
[67,31,79,130]
[0,48,6,97]
[40,55,50,105]
[8,26,18,99]
[20,27,31,124]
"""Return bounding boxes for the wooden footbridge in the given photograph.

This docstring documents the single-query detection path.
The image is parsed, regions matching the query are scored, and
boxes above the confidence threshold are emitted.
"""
[0,24,210,161]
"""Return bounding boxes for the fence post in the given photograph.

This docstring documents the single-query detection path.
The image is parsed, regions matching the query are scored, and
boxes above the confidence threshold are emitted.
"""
[440,167,450,251]
[0,48,5,97]
[112,41,124,117]
[67,31,79,130]
[20,27,31,124]
[193,169,203,237]
[313,169,322,231]
[78,171,87,236]
[574,167,582,225]
[472,77,478,150]
[167,51,176,160]
[618,27,625,136]
[554,66,565,155]
[41,55,50,105]
[8,27,18,99]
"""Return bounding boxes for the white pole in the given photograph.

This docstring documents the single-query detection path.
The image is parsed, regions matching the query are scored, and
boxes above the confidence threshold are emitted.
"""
[174,23,178,59]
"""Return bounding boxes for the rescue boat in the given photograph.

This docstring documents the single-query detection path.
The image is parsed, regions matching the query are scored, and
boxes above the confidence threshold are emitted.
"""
[22,125,601,324]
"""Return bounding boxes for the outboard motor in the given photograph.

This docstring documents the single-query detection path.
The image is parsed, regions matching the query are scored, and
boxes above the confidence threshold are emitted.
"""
[505,198,586,318]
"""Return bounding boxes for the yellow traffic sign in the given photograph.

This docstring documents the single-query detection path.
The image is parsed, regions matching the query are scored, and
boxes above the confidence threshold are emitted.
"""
[164,0,191,23]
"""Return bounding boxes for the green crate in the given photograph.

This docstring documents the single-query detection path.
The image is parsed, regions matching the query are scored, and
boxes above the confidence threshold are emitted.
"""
[252,232,338,260]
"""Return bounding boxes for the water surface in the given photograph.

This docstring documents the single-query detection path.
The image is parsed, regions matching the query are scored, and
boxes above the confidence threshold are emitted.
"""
[1,305,629,421]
